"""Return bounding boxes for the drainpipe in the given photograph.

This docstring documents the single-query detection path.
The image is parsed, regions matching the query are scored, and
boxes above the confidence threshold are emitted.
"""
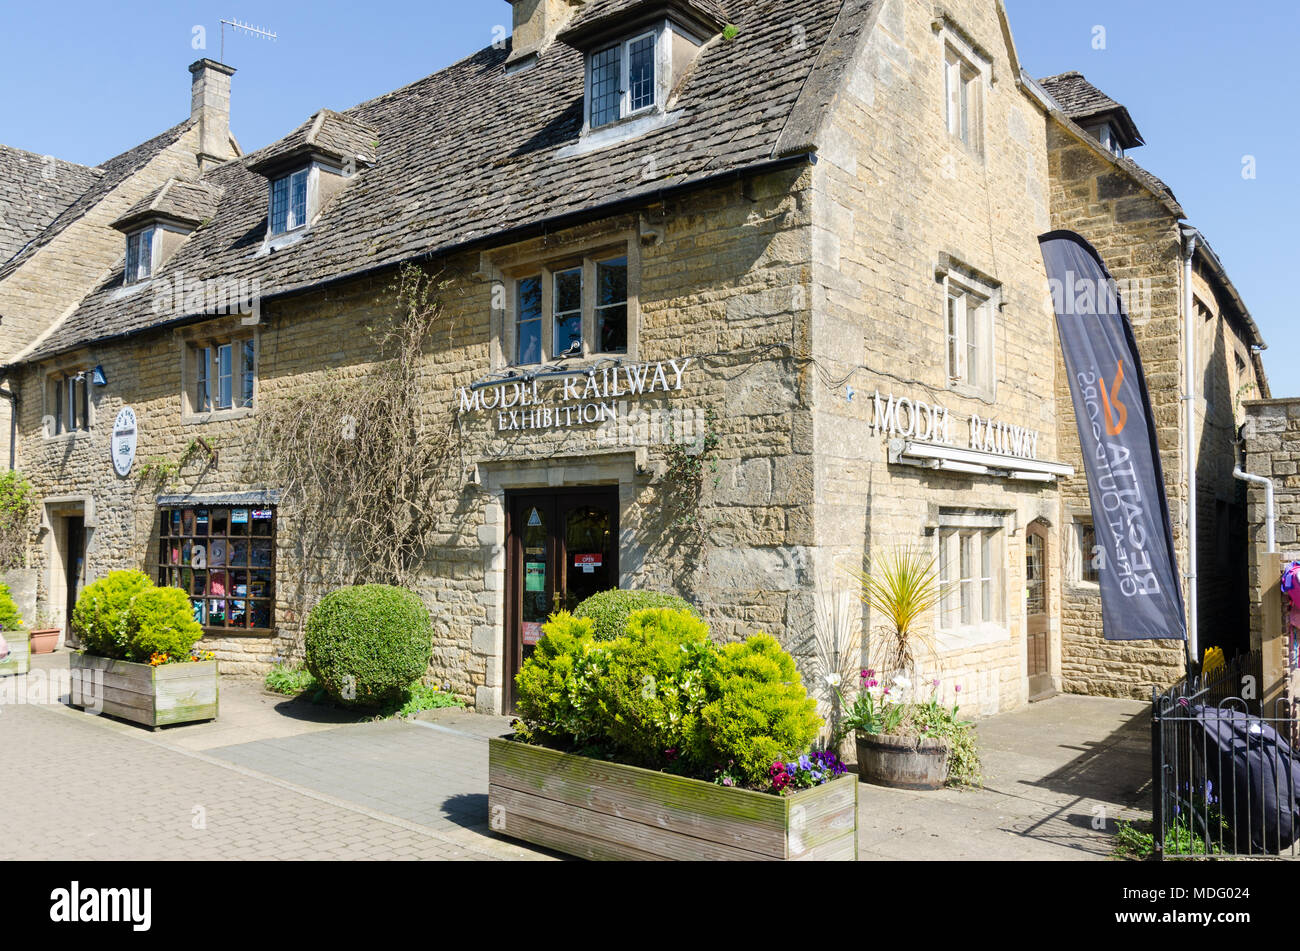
[1233,469,1276,554]
[0,384,15,471]
[1182,227,1199,669]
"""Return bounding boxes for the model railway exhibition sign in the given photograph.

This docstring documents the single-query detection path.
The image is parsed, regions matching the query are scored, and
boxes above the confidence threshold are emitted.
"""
[457,359,692,433]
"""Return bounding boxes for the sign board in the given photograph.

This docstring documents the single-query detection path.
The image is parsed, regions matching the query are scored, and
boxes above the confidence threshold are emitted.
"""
[574,553,602,574]
[111,407,137,476]
[522,622,543,646]
[525,562,545,592]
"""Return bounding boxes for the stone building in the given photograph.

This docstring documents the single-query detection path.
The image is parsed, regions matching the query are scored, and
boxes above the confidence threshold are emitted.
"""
[1035,71,1269,698]
[0,0,1265,716]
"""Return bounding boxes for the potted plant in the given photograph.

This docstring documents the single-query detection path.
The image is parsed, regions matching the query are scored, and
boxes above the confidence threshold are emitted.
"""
[67,570,218,728]
[833,547,981,790]
[29,610,61,654]
[490,605,857,860]
[0,581,29,676]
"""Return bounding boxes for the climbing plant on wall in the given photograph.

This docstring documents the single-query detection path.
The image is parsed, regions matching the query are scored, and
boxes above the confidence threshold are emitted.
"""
[0,470,34,570]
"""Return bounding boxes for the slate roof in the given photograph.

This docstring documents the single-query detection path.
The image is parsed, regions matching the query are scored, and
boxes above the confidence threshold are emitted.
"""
[0,146,102,266]
[1038,71,1143,148]
[112,178,225,231]
[0,119,195,282]
[18,0,877,364]
[559,0,729,45]
[247,109,378,176]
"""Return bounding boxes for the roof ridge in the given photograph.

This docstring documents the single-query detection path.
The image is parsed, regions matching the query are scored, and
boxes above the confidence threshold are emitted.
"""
[0,143,102,174]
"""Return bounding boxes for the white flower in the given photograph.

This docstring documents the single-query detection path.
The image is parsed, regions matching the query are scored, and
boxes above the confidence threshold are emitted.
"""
[824,672,842,688]
[893,675,912,691]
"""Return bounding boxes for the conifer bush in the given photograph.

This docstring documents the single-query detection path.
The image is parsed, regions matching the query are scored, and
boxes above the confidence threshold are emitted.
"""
[71,569,152,659]
[120,585,204,662]
[0,582,22,631]
[573,589,699,640]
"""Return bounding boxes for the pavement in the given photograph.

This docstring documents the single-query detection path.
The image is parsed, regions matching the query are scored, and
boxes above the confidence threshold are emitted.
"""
[0,650,1150,861]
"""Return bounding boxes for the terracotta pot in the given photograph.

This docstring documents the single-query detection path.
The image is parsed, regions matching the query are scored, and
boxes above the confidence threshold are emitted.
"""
[855,732,949,790]
[29,628,60,654]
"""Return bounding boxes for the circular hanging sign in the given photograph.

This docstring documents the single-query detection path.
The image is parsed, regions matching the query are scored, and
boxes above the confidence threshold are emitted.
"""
[111,406,137,477]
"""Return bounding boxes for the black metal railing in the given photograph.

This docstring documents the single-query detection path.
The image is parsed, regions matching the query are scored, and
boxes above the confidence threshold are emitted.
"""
[1152,650,1300,859]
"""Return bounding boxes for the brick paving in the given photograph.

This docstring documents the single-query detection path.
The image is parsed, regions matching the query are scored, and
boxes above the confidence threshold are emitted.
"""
[0,691,554,861]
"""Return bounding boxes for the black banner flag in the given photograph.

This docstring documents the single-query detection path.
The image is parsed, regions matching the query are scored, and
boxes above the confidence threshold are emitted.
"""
[1040,230,1186,641]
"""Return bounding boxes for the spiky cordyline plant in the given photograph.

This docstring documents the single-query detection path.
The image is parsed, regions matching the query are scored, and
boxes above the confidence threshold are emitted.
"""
[843,545,946,684]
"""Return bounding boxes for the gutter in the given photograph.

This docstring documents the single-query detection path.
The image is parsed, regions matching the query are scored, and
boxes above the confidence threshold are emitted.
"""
[1181,226,1199,668]
[2,152,819,372]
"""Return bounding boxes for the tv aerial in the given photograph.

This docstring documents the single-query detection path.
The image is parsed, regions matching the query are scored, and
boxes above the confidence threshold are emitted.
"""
[219,18,278,62]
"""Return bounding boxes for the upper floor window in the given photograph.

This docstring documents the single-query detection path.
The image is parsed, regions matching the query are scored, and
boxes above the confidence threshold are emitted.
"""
[189,334,256,416]
[946,282,993,394]
[589,32,658,129]
[510,252,629,366]
[270,168,309,235]
[48,370,91,435]
[940,30,988,156]
[125,228,154,284]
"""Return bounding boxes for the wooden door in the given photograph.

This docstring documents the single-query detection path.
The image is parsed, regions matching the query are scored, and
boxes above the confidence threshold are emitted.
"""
[1025,521,1054,701]
[505,487,619,710]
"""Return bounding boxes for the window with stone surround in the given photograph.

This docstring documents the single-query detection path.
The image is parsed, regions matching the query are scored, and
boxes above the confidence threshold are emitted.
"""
[938,526,1003,630]
[943,265,998,399]
[505,246,632,366]
[45,369,92,436]
[156,505,276,632]
[939,26,988,157]
[1071,517,1101,586]
[184,332,257,418]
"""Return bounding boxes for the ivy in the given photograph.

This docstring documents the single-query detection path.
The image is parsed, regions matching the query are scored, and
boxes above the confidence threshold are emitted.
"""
[0,470,34,570]
[661,407,720,533]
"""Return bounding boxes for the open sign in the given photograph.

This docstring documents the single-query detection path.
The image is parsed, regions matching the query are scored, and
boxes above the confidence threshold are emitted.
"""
[574,553,603,574]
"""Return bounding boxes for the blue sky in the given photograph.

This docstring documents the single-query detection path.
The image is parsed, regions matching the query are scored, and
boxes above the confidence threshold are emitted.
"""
[2,1,1295,394]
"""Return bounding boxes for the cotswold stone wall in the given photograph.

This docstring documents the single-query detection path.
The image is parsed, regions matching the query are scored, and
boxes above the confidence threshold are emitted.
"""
[805,0,1061,717]
[13,165,816,707]
[1047,123,1264,697]
[1242,399,1300,648]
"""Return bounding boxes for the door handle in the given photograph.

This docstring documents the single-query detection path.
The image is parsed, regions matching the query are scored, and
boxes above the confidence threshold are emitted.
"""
[552,591,563,614]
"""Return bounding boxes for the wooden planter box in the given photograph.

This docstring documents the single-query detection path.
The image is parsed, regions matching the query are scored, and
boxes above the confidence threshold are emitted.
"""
[488,737,857,861]
[69,652,218,729]
[0,630,30,677]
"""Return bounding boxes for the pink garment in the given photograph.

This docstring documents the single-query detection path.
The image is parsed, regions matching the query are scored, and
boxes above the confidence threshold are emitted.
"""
[0,633,8,662]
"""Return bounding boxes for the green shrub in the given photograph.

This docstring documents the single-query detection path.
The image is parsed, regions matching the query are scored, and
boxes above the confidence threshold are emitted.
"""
[690,633,822,786]
[265,663,318,696]
[304,584,433,708]
[72,570,152,659]
[573,588,699,641]
[587,608,715,769]
[513,612,599,745]
[120,585,204,662]
[0,471,34,571]
[0,582,22,631]
[385,682,463,718]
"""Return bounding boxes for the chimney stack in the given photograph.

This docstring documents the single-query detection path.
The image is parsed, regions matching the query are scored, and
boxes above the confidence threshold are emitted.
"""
[506,0,580,66]
[189,59,237,171]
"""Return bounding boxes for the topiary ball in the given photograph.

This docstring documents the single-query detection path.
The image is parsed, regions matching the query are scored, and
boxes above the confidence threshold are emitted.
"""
[121,585,204,663]
[573,588,699,640]
[304,584,433,708]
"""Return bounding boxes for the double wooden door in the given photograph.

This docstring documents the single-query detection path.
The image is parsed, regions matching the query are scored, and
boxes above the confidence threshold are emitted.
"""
[505,487,619,709]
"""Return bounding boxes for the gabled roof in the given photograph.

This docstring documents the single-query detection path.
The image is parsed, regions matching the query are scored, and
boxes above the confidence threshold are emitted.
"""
[112,178,225,232]
[1038,71,1144,149]
[0,119,195,281]
[247,109,378,177]
[0,146,102,266]
[19,0,877,364]
[559,0,729,46]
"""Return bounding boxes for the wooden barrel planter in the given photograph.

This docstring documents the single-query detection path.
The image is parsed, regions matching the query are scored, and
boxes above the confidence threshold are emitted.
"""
[488,737,858,861]
[69,652,218,729]
[0,631,30,677]
[855,732,949,790]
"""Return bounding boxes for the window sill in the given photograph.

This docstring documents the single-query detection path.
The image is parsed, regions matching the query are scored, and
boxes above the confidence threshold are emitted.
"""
[947,381,996,405]
[934,622,1011,652]
[200,626,276,639]
[42,430,93,443]
[559,108,682,159]
[184,406,255,425]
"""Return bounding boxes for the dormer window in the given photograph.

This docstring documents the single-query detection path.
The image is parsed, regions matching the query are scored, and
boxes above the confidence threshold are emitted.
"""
[270,168,309,235]
[589,32,658,128]
[125,227,154,284]
[1088,122,1124,157]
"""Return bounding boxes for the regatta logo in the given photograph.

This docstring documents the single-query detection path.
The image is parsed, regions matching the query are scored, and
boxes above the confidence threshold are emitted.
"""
[1100,360,1128,436]
[50,882,151,931]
